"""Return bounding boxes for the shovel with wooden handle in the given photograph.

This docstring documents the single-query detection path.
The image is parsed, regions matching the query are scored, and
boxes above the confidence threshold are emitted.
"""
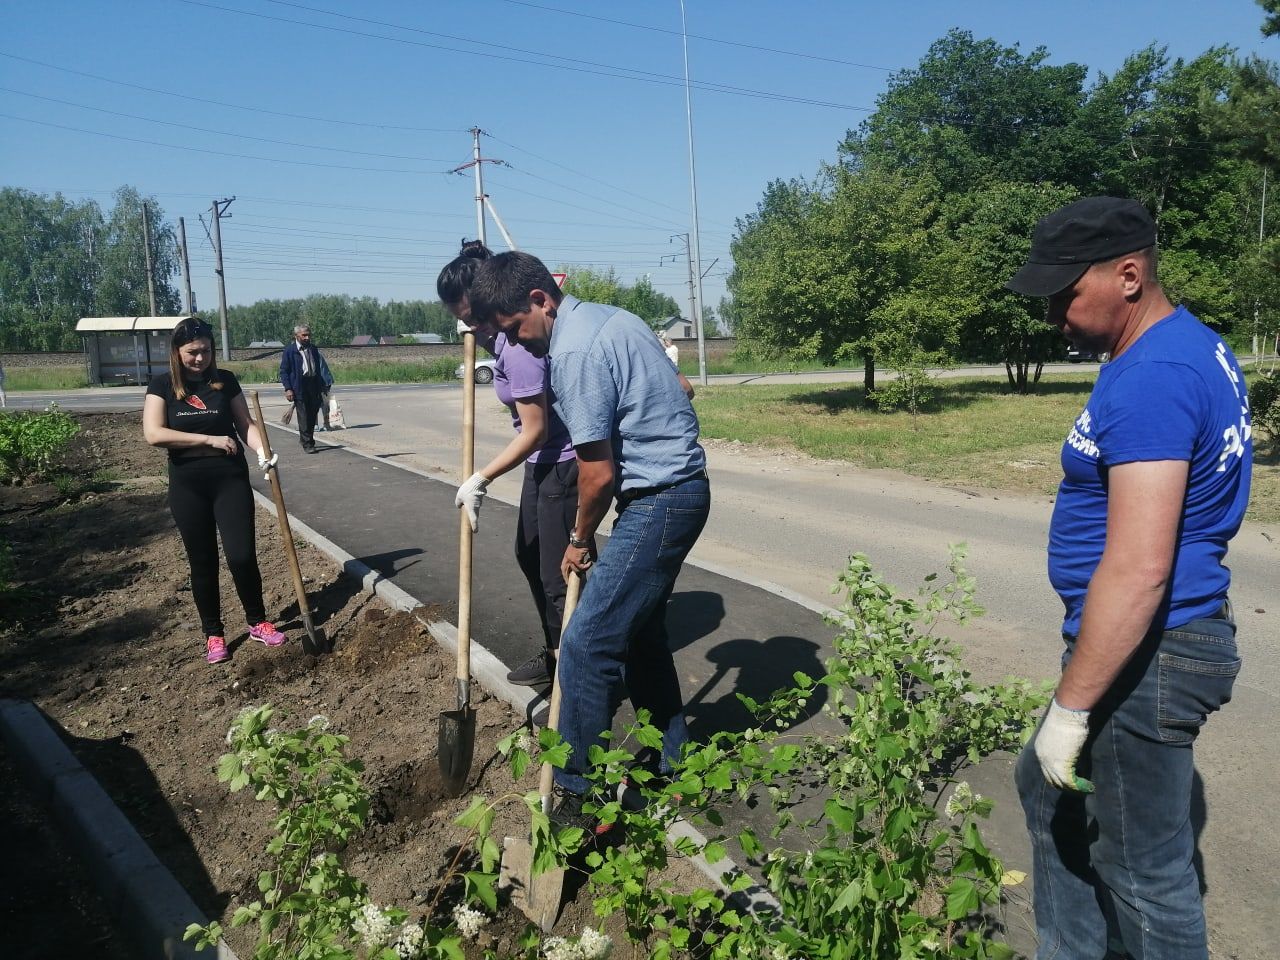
[501,569,582,933]
[439,328,478,798]
[249,391,331,656]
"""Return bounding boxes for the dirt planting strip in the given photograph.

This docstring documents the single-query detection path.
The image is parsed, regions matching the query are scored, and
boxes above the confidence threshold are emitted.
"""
[0,699,240,960]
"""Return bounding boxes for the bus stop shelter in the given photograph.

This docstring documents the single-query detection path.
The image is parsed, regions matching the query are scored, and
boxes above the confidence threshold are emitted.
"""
[75,317,193,386]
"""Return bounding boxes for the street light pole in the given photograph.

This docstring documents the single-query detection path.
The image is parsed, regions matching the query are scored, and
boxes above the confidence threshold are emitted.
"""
[678,0,708,386]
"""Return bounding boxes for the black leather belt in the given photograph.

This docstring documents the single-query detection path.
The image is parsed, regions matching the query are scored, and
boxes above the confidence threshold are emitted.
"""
[1210,599,1234,622]
[618,468,709,504]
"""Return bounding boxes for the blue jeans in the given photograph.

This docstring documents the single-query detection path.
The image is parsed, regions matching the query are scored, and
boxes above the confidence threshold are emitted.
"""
[1016,613,1241,960]
[553,475,710,795]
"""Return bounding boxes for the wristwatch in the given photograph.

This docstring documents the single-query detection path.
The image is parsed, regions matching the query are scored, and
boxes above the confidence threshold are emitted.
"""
[569,533,590,549]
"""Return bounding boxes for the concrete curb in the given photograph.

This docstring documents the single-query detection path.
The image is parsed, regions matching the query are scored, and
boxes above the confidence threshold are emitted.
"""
[251,488,781,916]
[0,699,238,960]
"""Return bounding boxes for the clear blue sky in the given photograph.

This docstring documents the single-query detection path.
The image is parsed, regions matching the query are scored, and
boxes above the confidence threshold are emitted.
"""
[1,0,1273,321]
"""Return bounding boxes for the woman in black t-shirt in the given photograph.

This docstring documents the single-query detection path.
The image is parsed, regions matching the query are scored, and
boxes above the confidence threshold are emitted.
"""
[142,317,288,664]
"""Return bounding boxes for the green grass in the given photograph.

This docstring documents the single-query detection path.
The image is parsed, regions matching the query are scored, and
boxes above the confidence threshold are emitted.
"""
[677,355,847,377]
[6,366,90,391]
[693,374,1280,523]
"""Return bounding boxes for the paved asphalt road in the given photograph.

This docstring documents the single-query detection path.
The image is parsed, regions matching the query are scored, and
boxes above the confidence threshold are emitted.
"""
[13,370,1279,955]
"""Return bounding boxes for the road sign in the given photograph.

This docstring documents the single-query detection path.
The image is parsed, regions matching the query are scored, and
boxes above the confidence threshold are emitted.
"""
[552,272,567,289]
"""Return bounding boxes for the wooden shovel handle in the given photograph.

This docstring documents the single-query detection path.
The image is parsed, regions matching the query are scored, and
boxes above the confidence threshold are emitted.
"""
[249,392,313,622]
[538,570,581,802]
[456,330,476,689]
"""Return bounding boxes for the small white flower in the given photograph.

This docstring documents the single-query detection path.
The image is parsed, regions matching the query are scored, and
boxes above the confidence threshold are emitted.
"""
[542,936,580,960]
[511,728,533,753]
[945,781,973,819]
[393,922,424,958]
[919,935,941,952]
[576,927,613,959]
[452,904,489,940]
[770,947,790,960]
[352,903,394,948]
[307,714,330,730]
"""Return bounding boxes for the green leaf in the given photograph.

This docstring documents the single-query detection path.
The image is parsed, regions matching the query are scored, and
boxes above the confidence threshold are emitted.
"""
[702,841,727,864]
[944,877,980,920]
[463,871,498,912]
[825,797,856,832]
[831,878,863,913]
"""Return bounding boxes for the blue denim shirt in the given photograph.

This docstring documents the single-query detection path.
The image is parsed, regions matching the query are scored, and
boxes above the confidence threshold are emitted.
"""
[548,295,705,492]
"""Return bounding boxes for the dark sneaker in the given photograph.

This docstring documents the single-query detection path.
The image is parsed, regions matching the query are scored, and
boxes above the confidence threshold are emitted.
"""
[552,787,617,838]
[506,649,554,687]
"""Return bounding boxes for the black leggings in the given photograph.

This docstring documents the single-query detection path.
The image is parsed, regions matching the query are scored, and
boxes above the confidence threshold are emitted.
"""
[514,458,579,652]
[168,455,267,637]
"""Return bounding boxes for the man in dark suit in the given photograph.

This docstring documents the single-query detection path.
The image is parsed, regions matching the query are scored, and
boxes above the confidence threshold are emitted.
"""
[279,324,327,453]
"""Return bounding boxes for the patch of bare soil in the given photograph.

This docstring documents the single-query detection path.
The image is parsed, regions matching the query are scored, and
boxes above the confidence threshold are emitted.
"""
[0,414,698,957]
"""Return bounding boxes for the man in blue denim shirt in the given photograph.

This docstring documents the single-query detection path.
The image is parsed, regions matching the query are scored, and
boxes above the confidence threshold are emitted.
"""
[1007,197,1251,960]
[469,252,710,826]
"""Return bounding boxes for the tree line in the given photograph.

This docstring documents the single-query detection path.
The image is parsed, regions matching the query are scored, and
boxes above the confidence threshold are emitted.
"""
[728,23,1280,397]
[0,187,715,351]
[0,186,181,351]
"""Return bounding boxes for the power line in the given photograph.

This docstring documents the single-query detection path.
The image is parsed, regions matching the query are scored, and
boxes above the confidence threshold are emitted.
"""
[0,112,454,175]
[178,0,875,113]
[491,0,895,72]
[0,86,457,161]
[0,50,467,133]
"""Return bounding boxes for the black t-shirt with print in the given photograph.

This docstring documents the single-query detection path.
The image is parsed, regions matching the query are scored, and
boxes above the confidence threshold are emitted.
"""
[146,370,245,462]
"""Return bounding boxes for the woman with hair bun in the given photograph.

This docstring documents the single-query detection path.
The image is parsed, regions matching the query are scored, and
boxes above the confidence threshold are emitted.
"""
[142,317,287,664]
[439,241,579,688]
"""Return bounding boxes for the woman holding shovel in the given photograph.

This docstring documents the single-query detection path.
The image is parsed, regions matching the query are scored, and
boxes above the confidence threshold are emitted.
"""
[142,317,288,665]
[438,241,579,689]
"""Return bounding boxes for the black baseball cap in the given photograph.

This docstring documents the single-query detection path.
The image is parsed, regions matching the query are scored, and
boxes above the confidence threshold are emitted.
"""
[1007,197,1157,297]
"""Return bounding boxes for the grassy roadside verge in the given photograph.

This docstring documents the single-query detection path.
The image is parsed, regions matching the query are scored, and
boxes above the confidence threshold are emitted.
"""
[693,375,1280,523]
[8,358,462,391]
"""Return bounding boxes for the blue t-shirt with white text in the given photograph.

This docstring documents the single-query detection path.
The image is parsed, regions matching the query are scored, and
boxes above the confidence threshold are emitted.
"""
[1048,307,1252,636]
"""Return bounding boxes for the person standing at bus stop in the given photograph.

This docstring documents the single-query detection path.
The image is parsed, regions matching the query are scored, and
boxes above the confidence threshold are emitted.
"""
[279,324,327,453]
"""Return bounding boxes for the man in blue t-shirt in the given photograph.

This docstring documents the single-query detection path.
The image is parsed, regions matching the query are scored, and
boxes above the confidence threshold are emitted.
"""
[469,251,710,829]
[1007,197,1252,959]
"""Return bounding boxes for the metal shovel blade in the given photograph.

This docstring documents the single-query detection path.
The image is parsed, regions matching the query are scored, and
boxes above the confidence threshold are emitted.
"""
[300,611,332,655]
[500,835,566,933]
[438,706,476,798]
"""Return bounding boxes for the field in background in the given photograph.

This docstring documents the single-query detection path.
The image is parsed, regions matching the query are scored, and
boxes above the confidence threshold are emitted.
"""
[694,375,1279,522]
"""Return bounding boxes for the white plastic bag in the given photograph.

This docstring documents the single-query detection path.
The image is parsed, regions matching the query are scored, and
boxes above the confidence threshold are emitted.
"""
[328,393,346,430]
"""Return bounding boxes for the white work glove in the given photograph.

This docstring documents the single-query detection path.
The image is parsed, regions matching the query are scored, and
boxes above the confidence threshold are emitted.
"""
[1035,699,1094,793]
[256,451,279,481]
[455,471,489,532]
[456,318,472,335]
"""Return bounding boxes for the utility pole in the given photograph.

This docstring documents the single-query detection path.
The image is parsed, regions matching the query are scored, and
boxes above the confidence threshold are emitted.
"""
[451,128,516,249]
[678,0,708,386]
[178,216,196,315]
[1254,168,1268,361]
[670,233,697,340]
[141,201,157,317]
[210,197,235,361]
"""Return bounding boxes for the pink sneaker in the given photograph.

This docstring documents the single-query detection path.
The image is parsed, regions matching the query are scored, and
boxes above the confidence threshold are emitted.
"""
[249,621,286,647]
[205,636,229,664]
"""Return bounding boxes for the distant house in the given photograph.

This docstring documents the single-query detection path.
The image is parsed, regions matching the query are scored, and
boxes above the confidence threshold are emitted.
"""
[248,340,284,348]
[401,332,444,344]
[379,336,400,346]
[660,316,694,339]
[350,334,378,346]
